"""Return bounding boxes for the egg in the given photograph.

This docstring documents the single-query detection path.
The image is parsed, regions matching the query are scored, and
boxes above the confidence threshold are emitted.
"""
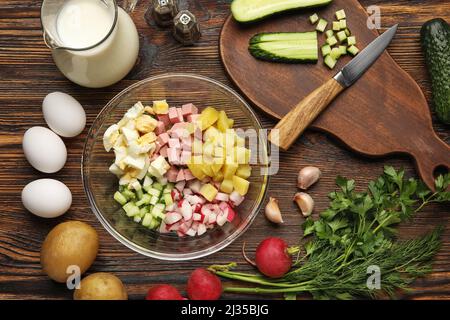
[22,179,72,218]
[23,126,67,173]
[43,92,86,137]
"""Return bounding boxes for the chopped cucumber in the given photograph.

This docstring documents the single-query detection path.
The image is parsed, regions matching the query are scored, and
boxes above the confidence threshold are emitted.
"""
[339,19,347,30]
[332,21,341,31]
[130,180,142,191]
[136,189,144,200]
[347,45,360,56]
[316,19,328,33]
[339,45,347,55]
[122,189,135,201]
[330,47,341,60]
[347,36,356,46]
[152,182,163,191]
[164,193,174,206]
[114,191,128,205]
[140,206,150,216]
[147,187,161,197]
[325,30,334,38]
[324,55,337,69]
[336,30,347,42]
[143,176,153,187]
[336,9,346,20]
[123,202,140,217]
[309,13,319,24]
[321,44,331,56]
[326,35,338,46]
[344,28,351,37]
[150,195,159,206]
[136,194,151,206]
[157,177,168,186]
[142,213,152,227]
[149,218,159,230]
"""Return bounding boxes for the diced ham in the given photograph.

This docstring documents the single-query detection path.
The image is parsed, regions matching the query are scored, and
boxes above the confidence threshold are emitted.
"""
[188,180,202,193]
[183,169,195,181]
[172,127,189,139]
[176,108,184,122]
[168,107,180,124]
[154,121,166,135]
[181,103,198,116]
[183,188,193,196]
[166,166,179,183]
[157,114,171,127]
[176,169,185,182]
[168,138,180,149]
[159,145,168,158]
[181,137,192,151]
[180,150,191,165]
[187,114,201,123]
[167,147,180,165]
[157,132,170,146]
[175,180,186,192]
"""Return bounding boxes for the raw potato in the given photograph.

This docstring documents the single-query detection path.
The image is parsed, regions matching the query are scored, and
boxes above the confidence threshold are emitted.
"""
[41,221,99,283]
[74,273,128,300]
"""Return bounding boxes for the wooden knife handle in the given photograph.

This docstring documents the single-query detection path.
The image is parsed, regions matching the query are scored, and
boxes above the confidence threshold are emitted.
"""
[269,78,345,151]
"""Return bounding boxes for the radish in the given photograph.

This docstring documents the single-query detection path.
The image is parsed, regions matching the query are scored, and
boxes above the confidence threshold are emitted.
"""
[181,200,193,220]
[254,237,293,278]
[164,212,182,225]
[215,192,229,202]
[197,223,207,236]
[183,188,193,196]
[193,213,202,221]
[168,221,182,231]
[186,228,196,237]
[216,212,227,226]
[159,221,169,233]
[175,181,186,192]
[229,191,244,206]
[193,203,202,213]
[171,189,181,201]
[146,284,184,300]
[225,206,236,222]
[187,268,222,300]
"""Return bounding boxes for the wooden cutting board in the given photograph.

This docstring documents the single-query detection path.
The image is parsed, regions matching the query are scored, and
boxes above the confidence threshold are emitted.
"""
[220,0,450,189]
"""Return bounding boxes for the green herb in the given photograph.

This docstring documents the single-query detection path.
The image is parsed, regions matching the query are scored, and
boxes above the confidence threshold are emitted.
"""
[209,167,449,299]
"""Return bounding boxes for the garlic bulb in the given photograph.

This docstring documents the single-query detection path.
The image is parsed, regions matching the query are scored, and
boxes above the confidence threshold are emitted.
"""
[293,192,314,217]
[297,166,322,190]
[265,197,283,224]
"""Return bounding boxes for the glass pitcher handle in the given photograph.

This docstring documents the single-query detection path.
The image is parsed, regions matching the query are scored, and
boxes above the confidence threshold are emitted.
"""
[120,0,139,13]
[43,31,60,49]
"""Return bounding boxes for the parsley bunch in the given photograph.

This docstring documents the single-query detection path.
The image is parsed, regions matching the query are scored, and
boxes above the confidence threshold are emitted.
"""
[209,167,449,299]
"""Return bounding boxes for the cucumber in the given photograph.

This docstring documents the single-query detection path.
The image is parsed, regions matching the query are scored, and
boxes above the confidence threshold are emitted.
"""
[316,18,328,32]
[421,18,450,124]
[231,0,333,23]
[249,32,318,63]
[309,13,319,24]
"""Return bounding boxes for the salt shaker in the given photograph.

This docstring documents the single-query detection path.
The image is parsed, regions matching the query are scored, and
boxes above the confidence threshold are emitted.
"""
[173,10,201,45]
[146,0,179,27]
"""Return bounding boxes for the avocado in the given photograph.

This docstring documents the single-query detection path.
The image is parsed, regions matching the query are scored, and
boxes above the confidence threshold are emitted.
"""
[420,18,450,124]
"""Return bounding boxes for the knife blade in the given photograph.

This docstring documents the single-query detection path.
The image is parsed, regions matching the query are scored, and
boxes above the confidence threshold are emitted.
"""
[334,24,398,88]
[268,25,399,151]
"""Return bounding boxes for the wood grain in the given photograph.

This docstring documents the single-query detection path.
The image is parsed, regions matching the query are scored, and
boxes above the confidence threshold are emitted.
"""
[0,0,449,300]
[220,0,450,189]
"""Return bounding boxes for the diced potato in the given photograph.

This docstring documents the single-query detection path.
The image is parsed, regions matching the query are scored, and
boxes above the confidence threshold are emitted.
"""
[214,146,225,158]
[211,158,224,175]
[227,118,234,128]
[136,115,158,133]
[235,146,251,164]
[220,179,234,194]
[202,141,215,157]
[138,132,157,145]
[201,164,215,177]
[235,135,245,147]
[204,126,220,142]
[153,100,169,114]
[232,176,250,196]
[200,183,218,202]
[223,163,238,179]
[217,111,230,133]
[192,140,203,155]
[199,107,219,131]
[236,164,252,179]
[187,158,206,180]
[213,170,224,182]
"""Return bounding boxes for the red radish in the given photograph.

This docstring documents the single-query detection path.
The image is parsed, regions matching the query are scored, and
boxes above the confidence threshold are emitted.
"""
[215,192,229,202]
[225,207,236,222]
[146,284,184,300]
[255,237,292,278]
[164,212,182,225]
[197,223,207,236]
[186,228,196,237]
[193,213,202,221]
[171,189,181,201]
[193,203,202,213]
[216,212,227,226]
[159,221,169,233]
[230,191,244,206]
[181,201,193,220]
[187,268,222,300]
[168,221,182,231]
[183,188,193,196]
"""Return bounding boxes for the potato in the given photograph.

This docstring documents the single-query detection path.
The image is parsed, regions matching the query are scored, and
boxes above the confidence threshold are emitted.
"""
[74,273,128,300]
[41,221,99,283]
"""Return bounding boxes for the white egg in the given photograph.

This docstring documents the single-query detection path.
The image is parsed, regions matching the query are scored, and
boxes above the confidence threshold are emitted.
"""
[22,179,72,218]
[43,92,86,137]
[23,126,67,173]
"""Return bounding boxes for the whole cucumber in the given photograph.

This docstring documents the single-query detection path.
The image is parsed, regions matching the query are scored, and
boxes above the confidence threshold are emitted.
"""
[420,18,450,124]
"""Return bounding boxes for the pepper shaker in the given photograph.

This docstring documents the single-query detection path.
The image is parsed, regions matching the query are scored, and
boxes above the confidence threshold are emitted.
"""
[173,10,201,45]
[146,0,179,27]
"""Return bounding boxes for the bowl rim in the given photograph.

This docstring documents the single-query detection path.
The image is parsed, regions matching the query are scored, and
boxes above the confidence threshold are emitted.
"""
[82,73,269,261]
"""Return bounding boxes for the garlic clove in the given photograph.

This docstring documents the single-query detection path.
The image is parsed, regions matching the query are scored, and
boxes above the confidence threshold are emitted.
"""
[297,166,322,190]
[293,192,314,217]
[265,197,284,224]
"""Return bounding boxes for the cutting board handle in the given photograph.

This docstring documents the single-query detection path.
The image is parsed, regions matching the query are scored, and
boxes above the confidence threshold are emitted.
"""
[411,133,450,190]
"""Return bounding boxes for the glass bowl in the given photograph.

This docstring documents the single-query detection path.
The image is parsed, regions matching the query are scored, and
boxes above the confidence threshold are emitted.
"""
[82,73,269,260]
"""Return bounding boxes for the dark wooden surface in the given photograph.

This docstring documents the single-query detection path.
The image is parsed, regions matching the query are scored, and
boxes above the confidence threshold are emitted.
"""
[220,0,450,189]
[0,0,449,300]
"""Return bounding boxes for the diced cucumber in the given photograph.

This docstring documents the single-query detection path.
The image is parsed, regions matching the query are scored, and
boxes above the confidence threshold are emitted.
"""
[147,188,161,197]
[151,206,165,220]
[133,216,142,223]
[332,21,340,31]
[325,30,334,38]
[142,213,152,227]
[339,19,347,30]
[309,13,319,24]
[122,189,136,201]
[149,218,159,230]
[336,9,346,20]
[114,191,128,205]
[157,177,168,186]
[336,30,347,42]
[316,19,328,33]
[136,189,144,200]
[330,47,341,60]
[139,206,150,216]
[347,36,356,46]
[136,194,151,206]
[321,44,331,56]
[347,45,360,56]
[339,45,347,55]
[324,55,337,69]
[152,182,163,191]
[164,193,174,206]
[130,180,142,191]
[123,202,140,217]
[143,176,153,187]
[344,28,351,37]
[150,195,159,205]
[326,35,338,46]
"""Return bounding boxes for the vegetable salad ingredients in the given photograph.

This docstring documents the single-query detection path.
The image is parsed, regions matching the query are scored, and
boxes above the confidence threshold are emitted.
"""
[297,166,321,189]
[187,268,223,300]
[249,32,318,63]
[293,192,314,217]
[231,0,333,23]
[265,197,284,224]
[104,101,252,237]
[421,18,450,124]
[209,167,449,299]
[254,238,295,278]
[74,273,128,300]
[146,284,184,300]
[41,221,99,283]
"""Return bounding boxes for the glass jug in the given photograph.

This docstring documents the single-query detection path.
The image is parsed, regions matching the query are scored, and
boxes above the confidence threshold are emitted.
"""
[40,0,139,88]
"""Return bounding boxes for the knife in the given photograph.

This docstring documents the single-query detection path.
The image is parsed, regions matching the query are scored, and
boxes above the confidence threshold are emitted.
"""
[268,24,399,151]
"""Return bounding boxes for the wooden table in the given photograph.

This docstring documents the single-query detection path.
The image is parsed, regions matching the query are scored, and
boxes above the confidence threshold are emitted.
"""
[0,0,449,300]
